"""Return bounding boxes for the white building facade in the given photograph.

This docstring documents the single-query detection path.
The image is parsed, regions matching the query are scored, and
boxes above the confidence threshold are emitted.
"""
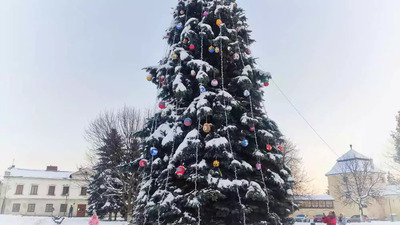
[0,166,91,217]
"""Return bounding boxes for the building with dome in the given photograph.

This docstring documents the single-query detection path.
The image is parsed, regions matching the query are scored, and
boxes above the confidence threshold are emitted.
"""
[294,146,400,221]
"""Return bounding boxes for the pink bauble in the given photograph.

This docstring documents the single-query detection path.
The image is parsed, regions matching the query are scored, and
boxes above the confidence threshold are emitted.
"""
[203,11,208,17]
[256,163,262,170]
[233,53,240,60]
[246,49,252,55]
[249,126,255,132]
[211,79,218,87]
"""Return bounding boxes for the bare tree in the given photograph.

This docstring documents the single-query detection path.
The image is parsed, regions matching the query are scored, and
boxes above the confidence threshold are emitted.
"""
[282,139,313,196]
[334,156,384,222]
[85,106,147,224]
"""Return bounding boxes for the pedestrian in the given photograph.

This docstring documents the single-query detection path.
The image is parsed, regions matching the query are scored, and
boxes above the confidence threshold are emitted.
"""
[338,213,347,225]
[89,212,99,225]
[322,211,337,225]
[68,205,74,218]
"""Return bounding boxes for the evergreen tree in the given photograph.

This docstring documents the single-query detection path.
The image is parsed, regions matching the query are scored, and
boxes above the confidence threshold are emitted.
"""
[88,128,124,219]
[392,111,400,163]
[134,1,294,224]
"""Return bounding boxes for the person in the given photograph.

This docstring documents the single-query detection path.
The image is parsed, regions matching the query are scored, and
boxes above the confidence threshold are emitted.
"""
[89,212,99,225]
[322,211,337,225]
[68,205,74,218]
[338,213,347,225]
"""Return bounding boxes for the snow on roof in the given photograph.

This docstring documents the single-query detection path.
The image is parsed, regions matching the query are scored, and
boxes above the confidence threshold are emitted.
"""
[5,168,73,180]
[294,195,334,201]
[326,147,382,176]
[381,185,400,196]
[337,148,369,161]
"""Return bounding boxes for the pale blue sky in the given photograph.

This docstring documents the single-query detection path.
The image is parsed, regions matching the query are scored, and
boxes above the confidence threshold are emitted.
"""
[1,0,400,193]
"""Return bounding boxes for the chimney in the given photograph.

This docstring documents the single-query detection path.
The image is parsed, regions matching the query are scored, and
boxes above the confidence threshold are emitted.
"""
[46,166,58,171]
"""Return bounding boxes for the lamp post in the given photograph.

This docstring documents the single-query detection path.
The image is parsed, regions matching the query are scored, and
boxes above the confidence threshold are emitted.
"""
[64,193,69,216]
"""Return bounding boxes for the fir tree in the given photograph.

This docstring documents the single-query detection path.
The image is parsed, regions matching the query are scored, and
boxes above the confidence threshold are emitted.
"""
[392,111,400,163]
[134,1,295,224]
[88,128,124,219]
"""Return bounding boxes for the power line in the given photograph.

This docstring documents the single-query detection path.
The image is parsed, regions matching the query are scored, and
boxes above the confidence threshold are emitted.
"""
[269,78,339,157]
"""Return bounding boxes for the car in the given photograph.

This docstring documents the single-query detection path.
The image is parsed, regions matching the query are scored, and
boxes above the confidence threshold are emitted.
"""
[348,215,370,223]
[295,214,308,222]
[313,214,324,222]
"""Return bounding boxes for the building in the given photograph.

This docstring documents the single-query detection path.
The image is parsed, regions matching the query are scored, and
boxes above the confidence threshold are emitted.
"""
[0,165,91,217]
[294,146,400,221]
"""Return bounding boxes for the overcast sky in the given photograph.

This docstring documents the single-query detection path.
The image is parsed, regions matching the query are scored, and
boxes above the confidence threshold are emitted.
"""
[1,0,400,193]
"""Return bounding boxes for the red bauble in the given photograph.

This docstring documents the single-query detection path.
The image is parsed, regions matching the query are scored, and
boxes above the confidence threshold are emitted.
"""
[159,101,166,109]
[176,165,185,177]
[278,145,284,152]
[266,144,272,151]
[139,160,147,168]
[264,82,269,87]
[189,44,195,50]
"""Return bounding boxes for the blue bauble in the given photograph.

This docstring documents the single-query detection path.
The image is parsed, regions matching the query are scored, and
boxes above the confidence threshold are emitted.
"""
[150,147,158,156]
[242,139,249,147]
[176,23,183,30]
[184,118,192,126]
[200,85,206,93]
[243,90,250,97]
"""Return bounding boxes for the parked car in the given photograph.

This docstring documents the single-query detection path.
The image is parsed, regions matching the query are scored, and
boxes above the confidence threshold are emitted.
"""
[295,214,309,222]
[348,215,370,223]
[313,214,324,222]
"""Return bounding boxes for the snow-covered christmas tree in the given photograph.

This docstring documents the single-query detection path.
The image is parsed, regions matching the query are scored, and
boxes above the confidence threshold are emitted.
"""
[134,0,295,224]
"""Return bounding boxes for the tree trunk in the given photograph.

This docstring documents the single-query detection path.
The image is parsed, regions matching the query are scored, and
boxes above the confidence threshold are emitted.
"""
[114,212,117,221]
[359,206,363,222]
[108,212,112,221]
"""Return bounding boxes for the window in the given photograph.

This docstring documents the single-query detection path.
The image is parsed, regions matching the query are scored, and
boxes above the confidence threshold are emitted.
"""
[48,186,55,195]
[12,204,20,212]
[30,185,38,195]
[326,201,334,208]
[304,200,311,208]
[27,204,35,213]
[80,187,87,196]
[45,204,54,213]
[60,204,67,213]
[62,186,69,196]
[312,200,319,208]
[318,200,326,208]
[15,185,24,195]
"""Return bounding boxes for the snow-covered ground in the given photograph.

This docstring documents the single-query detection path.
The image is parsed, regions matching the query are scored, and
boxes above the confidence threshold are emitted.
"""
[1,215,400,225]
[0,215,128,225]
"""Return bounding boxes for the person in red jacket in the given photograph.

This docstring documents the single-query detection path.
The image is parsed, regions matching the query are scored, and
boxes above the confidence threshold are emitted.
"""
[322,211,337,225]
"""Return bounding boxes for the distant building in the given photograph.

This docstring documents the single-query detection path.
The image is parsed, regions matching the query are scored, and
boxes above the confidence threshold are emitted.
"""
[0,166,92,217]
[294,146,400,221]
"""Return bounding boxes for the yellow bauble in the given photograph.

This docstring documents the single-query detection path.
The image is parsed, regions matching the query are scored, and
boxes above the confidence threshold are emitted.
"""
[216,19,223,26]
[213,160,220,168]
[146,75,152,81]
[203,123,211,133]
[233,3,238,8]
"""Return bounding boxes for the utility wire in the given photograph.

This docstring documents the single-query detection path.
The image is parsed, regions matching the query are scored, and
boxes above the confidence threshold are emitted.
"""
[269,78,339,157]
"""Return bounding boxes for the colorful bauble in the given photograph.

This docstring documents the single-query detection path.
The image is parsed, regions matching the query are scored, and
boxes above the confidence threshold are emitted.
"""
[233,53,240,60]
[176,166,185,177]
[176,23,183,30]
[200,85,206,93]
[216,19,223,26]
[161,111,167,118]
[278,145,284,152]
[160,76,165,82]
[139,160,147,168]
[159,101,166,109]
[183,38,188,44]
[215,47,220,53]
[146,74,152,81]
[172,54,178,60]
[213,160,220,168]
[249,125,255,132]
[264,80,270,86]
[150,147,158,156]
[242,139,249,147]
[191,70,196,77]
[226,105,232,112]
[243,90,250,97]
[256,163,262,170]
[180,9,185,15]
[184,118,192,126]
[209,46,215,53]
[211,79,218,87]
[266,144,272,151]
[246,49,252,55]
[203,123,211,133]
[203,11,208,17]
[233,3,238,8]
[190,44,195,50]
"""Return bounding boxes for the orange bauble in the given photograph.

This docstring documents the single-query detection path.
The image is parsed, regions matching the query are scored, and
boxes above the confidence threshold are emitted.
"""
[216,19,223,26]
[203,123,211,133]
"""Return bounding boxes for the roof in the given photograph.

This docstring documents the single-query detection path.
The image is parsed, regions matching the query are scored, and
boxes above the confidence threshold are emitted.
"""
[294,195,334,201]
[381,185,400,196]
[5,168,73,180]
[326,147,382,176]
